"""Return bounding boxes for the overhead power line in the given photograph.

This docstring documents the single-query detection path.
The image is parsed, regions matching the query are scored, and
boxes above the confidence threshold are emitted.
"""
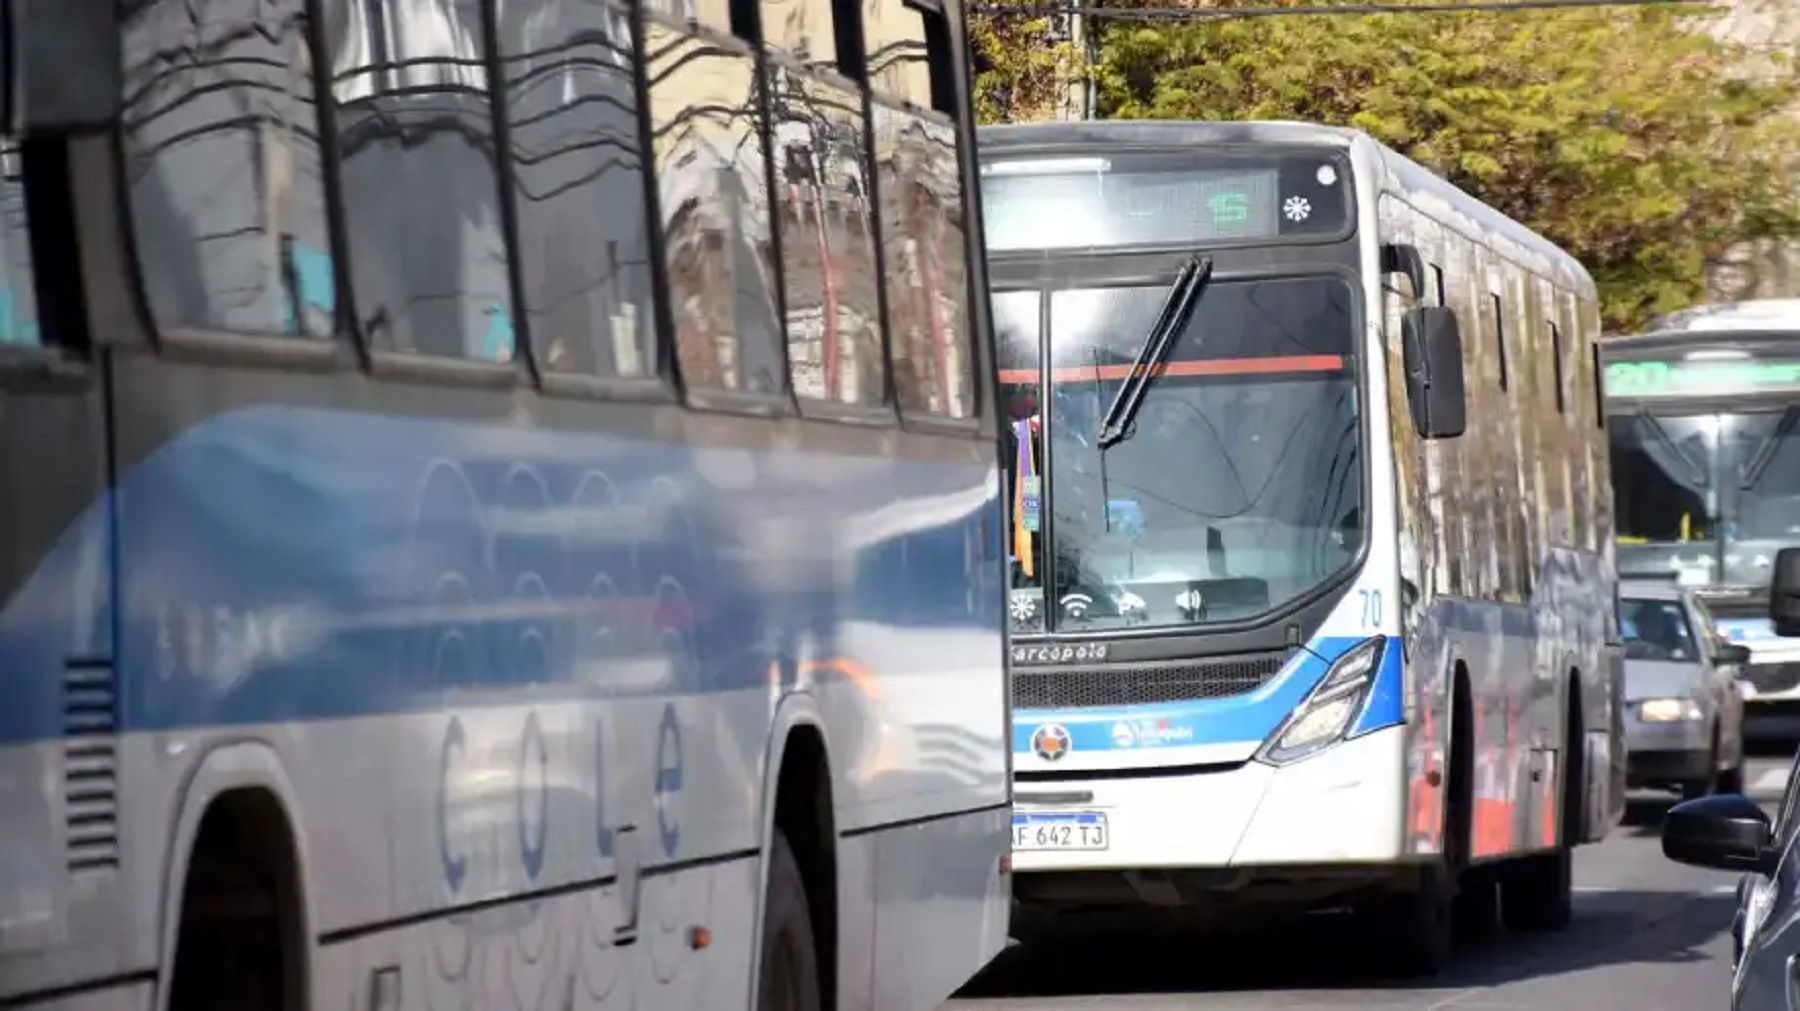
[968,0,1718,18]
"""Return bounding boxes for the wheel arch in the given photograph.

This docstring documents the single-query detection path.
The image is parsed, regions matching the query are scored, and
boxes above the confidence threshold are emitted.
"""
[154,740,314,1011]
[754,692,840,1010]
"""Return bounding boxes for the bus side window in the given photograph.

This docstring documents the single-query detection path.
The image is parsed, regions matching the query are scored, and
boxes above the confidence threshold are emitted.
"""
[764,0,887,408]
[865,0,975,420]
[1490,291,1509,392]
[119,0,335,340]
[1550,319,1566,414]
[326,0,516,362]
[643,0,786,397]
[497,0,658,380]
[0,143,41,347]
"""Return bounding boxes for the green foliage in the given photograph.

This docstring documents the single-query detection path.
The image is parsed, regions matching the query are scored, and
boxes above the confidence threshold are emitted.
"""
[968,13,1084,124]
[988,3,1800,331]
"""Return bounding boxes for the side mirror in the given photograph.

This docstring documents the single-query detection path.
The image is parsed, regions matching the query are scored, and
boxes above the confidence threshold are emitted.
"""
[1400,306,1467,440]
[1716,643,1753,666]
[1662,794,1778,875]
[1774,547,1800,637]
[3,1,121,135]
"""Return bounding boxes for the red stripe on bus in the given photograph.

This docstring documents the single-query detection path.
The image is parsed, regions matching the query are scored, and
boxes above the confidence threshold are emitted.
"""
[997,355,1347,385]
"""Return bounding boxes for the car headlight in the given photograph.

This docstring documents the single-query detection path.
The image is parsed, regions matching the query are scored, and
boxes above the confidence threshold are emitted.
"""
[1257,635,1385,766]
[1636,697,1705,723]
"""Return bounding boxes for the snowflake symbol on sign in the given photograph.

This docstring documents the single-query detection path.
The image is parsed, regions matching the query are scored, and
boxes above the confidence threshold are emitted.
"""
[1283,196,1313,223]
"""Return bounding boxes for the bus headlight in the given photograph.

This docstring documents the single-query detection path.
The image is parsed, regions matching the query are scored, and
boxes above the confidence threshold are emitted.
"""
[1257,635,1386,766]
[1636,697,1704,723]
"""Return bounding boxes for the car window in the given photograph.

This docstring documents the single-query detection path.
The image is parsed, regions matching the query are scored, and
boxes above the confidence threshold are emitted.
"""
[1620,597,1700,662]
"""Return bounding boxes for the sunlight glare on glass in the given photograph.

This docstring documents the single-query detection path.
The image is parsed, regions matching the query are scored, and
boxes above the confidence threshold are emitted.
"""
[1050,290,1112,361]
[981,157,1111,177]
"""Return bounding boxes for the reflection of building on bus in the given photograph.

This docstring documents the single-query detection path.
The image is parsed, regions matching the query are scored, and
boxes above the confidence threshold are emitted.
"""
[881,115,971,418]
[771,71,883,405]
[0,1,1004,1010]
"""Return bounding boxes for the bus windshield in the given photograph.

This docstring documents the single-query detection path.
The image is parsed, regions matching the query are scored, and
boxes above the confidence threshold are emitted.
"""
[1610,407,1800,588]
[1000,274,1362,633]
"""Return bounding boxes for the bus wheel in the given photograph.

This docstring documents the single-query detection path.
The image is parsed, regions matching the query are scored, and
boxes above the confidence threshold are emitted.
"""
[1501,692,1579,933]
[1499,846,1572,932]
[1369,864,1454,978]
[758,829,823,1011]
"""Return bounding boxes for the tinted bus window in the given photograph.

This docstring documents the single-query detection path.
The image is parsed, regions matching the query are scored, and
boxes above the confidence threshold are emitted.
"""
[498,0,658,378]
[328,0,516,361]
[121,0,334,339]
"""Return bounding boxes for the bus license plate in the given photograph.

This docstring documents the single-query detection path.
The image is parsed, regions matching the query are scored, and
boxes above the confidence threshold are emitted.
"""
[1012,812,1108,852]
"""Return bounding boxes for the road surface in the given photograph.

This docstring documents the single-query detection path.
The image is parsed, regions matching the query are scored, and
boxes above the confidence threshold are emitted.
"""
[947,754,1797,1011]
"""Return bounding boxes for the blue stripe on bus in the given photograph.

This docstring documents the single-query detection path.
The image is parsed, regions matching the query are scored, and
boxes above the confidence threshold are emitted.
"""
[0,404,1004,746]
[1011,635,1399,752]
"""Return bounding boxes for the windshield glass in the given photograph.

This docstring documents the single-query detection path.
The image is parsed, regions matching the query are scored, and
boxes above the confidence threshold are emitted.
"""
[1608,408,1800,588]
[1000,275,1361,633]
[1619,597,1700,662]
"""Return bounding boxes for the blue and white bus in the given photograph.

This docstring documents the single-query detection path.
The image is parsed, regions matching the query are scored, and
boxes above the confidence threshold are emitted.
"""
[980,120,1625,976]
[0,1,1011,1010]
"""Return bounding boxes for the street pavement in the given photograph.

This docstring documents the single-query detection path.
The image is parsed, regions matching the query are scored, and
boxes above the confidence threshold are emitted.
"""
[946,751,1800,1011]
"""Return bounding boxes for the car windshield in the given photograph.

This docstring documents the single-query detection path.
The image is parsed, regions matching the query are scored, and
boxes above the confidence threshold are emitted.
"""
[1619,597,1700,663]
[998,274,1361,633]
[1609,407,1800,588]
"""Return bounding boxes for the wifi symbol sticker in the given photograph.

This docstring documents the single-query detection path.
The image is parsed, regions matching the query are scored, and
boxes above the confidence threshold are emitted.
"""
[1061,592,1094,620]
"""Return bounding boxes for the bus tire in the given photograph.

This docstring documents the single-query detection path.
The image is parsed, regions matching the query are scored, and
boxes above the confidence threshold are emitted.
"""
[759,829,823,1011]
[1501,685,1579,933]
[1370,864,1454,978]
[1499,846,1572,932]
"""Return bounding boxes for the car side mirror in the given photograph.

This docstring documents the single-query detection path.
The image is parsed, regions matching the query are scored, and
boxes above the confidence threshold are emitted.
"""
[2,1,121,135]
[1662,794,1778,875]
[1716,643,1753,666]
[1774,547,1800,637]
[1400,306,1466,441]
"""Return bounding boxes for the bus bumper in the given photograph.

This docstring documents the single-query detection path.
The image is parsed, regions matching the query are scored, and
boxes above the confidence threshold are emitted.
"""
[1011,725,1406,873]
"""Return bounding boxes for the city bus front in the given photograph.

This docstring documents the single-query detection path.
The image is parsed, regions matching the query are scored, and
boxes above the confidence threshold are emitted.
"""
[1602,309,1800,727]
[979,123,1401,913]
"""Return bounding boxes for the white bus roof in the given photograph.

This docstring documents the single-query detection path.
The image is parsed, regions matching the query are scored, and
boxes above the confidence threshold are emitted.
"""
[976,118,1596,300]
[1645,299,1800,334]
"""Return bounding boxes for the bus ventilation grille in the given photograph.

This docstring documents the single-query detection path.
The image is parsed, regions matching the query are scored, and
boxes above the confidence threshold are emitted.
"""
[63,658,120,873]
[1012,650,1289,710]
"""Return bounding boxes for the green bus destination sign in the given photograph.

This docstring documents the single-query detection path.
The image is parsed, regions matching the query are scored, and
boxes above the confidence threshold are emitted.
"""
[1605,358,1800,397]
[979,149,1350,252]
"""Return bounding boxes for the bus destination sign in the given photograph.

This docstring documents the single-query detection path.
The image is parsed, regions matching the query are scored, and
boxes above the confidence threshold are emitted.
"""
[1605,358,1800,398]
[980,150,1350,252]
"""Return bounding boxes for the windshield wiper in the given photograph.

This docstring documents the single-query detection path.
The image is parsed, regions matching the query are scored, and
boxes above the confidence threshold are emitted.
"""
[1638,410,1710,489]
[1097,255,1213,449]
[1739,406,1800,491]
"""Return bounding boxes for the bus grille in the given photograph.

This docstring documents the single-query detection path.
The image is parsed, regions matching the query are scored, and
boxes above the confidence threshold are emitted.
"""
[63,659,119,873]
[1012,650,1289,710]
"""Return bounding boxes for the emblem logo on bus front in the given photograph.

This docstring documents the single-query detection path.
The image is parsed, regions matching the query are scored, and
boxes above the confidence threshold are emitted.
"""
[1030,724,1073,762]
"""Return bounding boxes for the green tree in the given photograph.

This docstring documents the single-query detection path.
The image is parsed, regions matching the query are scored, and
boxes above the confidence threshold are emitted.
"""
[968,13,1084,124]
[1000,4,1800,330]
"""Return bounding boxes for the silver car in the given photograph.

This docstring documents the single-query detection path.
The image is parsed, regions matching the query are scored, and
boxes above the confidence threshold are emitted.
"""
[1621,580,1751,798]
